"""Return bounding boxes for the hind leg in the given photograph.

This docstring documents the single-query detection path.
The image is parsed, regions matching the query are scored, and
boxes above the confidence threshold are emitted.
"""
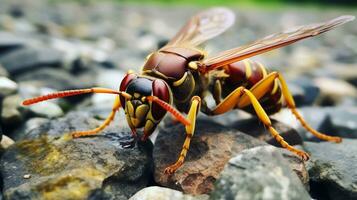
[276,72,341,142]
[210,86,309,160]
[236,72,341,143]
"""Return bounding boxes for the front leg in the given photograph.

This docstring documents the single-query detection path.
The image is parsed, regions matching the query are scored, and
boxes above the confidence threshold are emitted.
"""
[164,96,201,174]
[72,96,121,138]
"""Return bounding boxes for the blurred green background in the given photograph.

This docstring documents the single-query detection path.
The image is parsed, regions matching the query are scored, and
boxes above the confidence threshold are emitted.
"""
[111,0,357,8]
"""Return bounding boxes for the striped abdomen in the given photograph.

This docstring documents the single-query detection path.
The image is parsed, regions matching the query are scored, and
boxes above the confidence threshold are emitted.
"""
[219,59,283,115]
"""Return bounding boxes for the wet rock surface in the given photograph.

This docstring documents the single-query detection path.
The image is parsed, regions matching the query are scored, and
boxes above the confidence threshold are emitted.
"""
[1,112,153,200]
[0,1,356,200]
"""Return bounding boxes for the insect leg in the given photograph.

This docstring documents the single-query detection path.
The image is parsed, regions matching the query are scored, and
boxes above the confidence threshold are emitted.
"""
[207,80,310,160]
[164,96,201,174]
[276,72,342,143]
[71,96,121,138]
[238,88,310,160]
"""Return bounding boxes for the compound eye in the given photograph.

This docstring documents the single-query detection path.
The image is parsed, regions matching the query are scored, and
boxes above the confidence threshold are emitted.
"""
[119,73,137,108]
[152,79,170,120]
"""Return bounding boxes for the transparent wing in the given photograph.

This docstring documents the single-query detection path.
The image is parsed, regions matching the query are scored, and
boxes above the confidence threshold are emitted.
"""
[163,7,235,48]
[202,15,355,71]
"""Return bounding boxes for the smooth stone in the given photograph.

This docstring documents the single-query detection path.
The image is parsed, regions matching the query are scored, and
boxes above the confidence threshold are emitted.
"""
[129,186,208,200]
[0,47,63,75]
[0,135,15,150]
[95,69,126,90]
[1,95,23,127]
[210,146,311,200]
[313,77,356,106]
[0,31,28,54]
[0,76,18,96]
[28,102,64,118]
[296,107,357,140]
[287,46,322,70]
[304,139,357,200]
[290,77,320,106]
[15,67,95,92]
[1,111,153,200]
[0,64,9,76]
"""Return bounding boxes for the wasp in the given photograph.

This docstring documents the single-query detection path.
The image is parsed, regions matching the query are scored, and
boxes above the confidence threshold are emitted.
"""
[23,8,355,174]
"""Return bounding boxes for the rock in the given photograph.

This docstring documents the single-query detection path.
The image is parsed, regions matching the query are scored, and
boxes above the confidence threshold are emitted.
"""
[322,63,357,87]
[108,48,144,72]
[18,84,58,103]
[27,101,64,118]
[291,107,357,141]
[0,64,9,76]
[12,117,50,141]
[285,81,306,106]
[154,119,264,195]
[325,107,357,139]
[313,77,357,106]
[129,186,208,200]
[229,117,303,147]
[0,76,18,97]
[95,69,125,90]
[154,119,308,194]
[290,77,320,106]
[287,46,322,71]
[0,47,63,75]
[0,135,14,150]
[0,31,28,54]
[304,139,357,200]
[1,111,153,200]
[1,94,23,127]
[210,146,311,200]
[15,67,96,95]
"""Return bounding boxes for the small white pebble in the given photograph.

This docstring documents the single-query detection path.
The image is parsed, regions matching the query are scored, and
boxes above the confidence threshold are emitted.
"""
[23,174,31,179]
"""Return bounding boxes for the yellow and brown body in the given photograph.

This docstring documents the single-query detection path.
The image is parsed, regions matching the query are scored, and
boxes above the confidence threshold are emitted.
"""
[209,60,283,115]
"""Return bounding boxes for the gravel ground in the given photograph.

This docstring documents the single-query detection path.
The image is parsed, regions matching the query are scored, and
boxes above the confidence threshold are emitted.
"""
[0,1,356,200]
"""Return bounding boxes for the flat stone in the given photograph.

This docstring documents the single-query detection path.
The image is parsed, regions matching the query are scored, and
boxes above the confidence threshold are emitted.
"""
[1,94,23,127]
[0,47,63,75]
[1,111,153,200]
[0,135,14,150]
[129,186,208,200]
[0,64,9,76]
[313,77,357,106]
[27,101,64,118]
[304,139,357,200]
[15,67,95,91]
[0,76,18,97]
[210,146,311,200]
[0,31,28,54]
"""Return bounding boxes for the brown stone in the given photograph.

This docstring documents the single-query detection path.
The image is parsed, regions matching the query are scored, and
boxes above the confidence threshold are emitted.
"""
[154,118,309,195]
